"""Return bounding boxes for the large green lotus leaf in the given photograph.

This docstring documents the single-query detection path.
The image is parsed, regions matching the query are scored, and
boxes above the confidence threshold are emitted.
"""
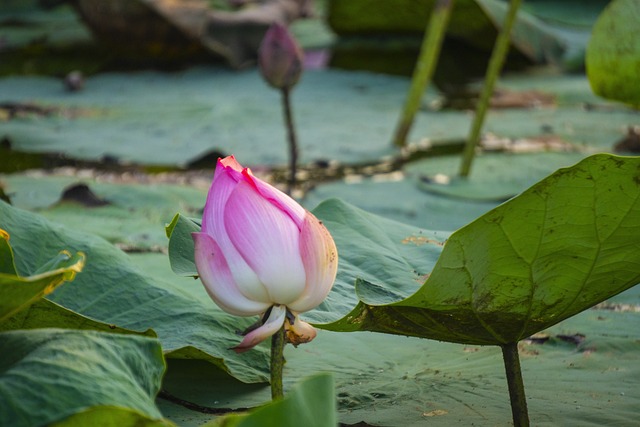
[0,200,270,383]
[318,154,640,344]
[0,232,85,322]
[0,328,172,427]
[586,0,640,107]
[205,374,336,427]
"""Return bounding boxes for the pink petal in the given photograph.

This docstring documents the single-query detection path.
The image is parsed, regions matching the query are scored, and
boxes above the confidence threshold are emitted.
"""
[233,305,286,353]
[287,212,338,313]
[218,155,243,174]
[202,161,271,303]
[193,232,270,316]
[213,156,304,228]
[284,315,317,347]
[202,161,238,234]
[242,168,305,228]
[224,181,306,305]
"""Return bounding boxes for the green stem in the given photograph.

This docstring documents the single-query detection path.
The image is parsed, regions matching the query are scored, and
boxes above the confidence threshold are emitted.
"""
[459,0,522,177]
[501,342,530,427]
[270,323,286,400]
[392,0,454,148]
[281,88,298,196]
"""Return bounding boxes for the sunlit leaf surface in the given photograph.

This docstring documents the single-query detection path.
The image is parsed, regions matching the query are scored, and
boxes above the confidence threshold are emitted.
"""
[317,154,640,345]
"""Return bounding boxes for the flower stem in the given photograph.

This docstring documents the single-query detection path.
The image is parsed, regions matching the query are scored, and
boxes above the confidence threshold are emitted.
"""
[270,323,286,400]
[501,342,530,427]
[281,87,298,196]
[392,0,454,148]
[459,0,522,177]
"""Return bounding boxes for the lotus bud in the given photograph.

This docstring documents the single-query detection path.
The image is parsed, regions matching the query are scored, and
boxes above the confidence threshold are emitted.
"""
[192,156,338,352]
[258,23,304,90]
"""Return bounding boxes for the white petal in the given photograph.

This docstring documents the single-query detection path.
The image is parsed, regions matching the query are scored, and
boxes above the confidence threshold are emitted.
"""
[224,181,306,305]
[193,232,270,316]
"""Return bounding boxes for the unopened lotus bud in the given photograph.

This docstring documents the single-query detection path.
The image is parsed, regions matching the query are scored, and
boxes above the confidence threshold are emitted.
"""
[192,156,338,352]
[258,23,304,90]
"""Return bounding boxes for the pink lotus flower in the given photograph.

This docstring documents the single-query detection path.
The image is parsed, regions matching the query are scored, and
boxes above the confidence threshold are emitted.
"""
[258,23,304,90]
[192,156,338,352]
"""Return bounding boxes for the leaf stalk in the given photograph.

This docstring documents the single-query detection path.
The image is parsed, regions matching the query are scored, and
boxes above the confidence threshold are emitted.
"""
[501,342,530,427]
[459,0,522,177]
[392,0,454,148]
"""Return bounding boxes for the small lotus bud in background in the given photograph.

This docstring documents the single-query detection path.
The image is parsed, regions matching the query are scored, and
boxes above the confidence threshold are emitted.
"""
[258,23,303,91]
[64,71,84,92]
[258,23,305,194]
